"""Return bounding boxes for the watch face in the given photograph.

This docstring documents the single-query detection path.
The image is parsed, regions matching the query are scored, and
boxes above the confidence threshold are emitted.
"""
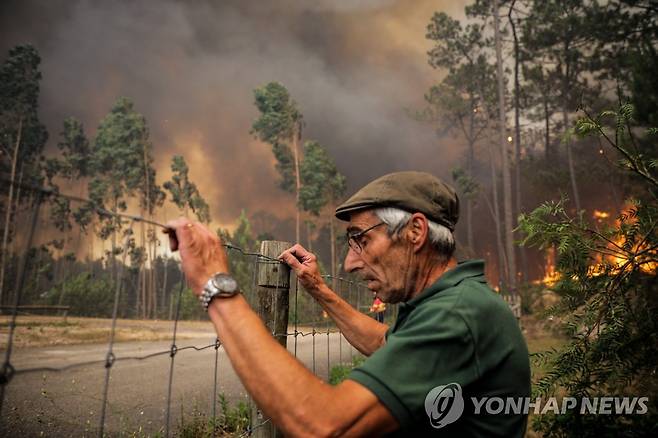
[212,274,238,293]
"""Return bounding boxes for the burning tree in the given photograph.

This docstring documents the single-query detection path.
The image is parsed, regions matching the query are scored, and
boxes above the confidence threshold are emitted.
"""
[518,104,657,435]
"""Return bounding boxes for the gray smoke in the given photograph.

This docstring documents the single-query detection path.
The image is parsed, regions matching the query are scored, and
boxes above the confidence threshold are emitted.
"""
[0,0,466,234]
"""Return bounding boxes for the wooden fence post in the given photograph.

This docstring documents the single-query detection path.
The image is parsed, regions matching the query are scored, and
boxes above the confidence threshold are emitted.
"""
[251,240,291,438]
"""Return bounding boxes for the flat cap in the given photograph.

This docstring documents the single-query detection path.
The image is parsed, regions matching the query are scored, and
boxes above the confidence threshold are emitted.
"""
[335,171,459,231]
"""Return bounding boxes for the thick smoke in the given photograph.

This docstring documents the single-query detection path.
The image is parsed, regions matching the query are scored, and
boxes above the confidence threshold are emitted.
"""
[0,0,466,236]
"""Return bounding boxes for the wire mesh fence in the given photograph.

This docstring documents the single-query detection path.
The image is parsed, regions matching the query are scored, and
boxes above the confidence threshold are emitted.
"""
[0,185,393,436]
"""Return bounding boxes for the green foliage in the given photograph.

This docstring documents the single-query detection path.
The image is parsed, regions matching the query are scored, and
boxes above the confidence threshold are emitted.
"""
[521,0,600,113]
[90,97,164,212]
[426,12,487,72]
[452,167,479,201]
[574,104,658,191]
[172,282,206,321]
[163,155,211,223]
[519,105,658,435]
[44,272,116,317]
[218,210,258,291]
[45,96,165,267]
[176,395,250,437]
[0,44,48,172]
[251,82,302,193]
[55,117,91,179]
[423,12,496,143]
[299,140,346,215]
[329,356,365,386]
[215,393,250,433]
[251,82,302,146]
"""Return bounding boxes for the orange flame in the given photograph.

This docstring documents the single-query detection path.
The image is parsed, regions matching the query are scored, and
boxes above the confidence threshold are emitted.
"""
[534,246,561,287]
[593,210,610,220]
[534,206,656,287]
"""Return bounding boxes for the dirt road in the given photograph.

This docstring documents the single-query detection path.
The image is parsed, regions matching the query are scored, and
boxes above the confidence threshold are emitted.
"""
[0,327,356,436]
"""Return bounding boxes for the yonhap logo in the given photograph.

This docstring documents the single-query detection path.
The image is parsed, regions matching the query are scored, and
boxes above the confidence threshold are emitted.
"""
[424,383,465,429]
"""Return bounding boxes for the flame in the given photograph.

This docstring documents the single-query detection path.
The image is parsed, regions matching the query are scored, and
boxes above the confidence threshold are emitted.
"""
[593,210,610,220]
[588,206,656,276]
[534,205,656,287]
[534,246,561,287]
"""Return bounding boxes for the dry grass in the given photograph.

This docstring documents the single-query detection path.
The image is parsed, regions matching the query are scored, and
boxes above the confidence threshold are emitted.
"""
[0,315,217,349]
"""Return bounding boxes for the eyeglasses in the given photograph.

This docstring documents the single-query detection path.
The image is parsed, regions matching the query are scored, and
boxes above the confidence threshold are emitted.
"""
[347,222,386,254]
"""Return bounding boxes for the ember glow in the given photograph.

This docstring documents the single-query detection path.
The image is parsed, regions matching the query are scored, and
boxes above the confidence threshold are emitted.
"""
[592,210,610,220]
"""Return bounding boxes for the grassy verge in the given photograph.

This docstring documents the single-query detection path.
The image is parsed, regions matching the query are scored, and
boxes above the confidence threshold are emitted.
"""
[177,394,250,437]
[329,356,366,385]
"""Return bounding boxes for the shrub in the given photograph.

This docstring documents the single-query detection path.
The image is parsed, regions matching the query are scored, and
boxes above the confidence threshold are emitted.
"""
[45,272,116,317]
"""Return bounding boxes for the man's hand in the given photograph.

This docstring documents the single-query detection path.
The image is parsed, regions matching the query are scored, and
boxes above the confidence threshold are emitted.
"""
[164,218,230,294]
[278,244,325,294]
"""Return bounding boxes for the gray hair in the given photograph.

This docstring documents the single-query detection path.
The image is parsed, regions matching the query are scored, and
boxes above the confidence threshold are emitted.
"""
[373,207,455,261]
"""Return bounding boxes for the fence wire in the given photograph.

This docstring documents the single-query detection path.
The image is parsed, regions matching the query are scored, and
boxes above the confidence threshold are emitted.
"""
[0,184,383,437]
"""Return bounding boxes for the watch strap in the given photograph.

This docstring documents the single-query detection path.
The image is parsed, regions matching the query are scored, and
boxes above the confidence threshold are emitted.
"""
[199,273,239,309]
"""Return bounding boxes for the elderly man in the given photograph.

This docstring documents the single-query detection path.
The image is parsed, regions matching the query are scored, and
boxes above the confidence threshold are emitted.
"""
[166,171,530,437]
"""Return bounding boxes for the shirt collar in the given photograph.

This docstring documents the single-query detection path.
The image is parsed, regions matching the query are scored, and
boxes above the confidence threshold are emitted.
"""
[396,259,487,316]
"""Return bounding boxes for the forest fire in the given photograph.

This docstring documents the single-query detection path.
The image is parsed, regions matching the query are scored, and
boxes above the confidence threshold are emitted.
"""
[536,206,656,289]
[1,0,656,436]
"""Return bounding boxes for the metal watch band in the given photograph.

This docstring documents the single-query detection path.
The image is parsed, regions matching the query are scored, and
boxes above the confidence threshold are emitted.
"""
[199,273,239,310]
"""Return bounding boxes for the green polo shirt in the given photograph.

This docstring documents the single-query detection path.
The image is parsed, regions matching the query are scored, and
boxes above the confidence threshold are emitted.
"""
[349,260,530,437]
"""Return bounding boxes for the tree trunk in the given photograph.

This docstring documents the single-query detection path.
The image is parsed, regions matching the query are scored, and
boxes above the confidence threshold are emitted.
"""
[0,118,23,305]
[152,243,159,318]
[111,197,118,284]
[142,142,156,319]
[466,199,473,253]
[563,107,581,212]
[162,256,169,320]
[493,0,517,292]
[139,219,145,318]
[466,114,475,252]
[8,165,25,265]
[70,182,86,275]
[90,221,95,275]
[149,235,156,318]
[508,2,528,283]
[306,220,313,251]
[561,38,581,213]
[293,124,301,244]
[488,139,508,289]
[544,96,552,160]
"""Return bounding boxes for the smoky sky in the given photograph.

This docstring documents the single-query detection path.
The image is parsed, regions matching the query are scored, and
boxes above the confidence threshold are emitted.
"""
[0,0,467,235]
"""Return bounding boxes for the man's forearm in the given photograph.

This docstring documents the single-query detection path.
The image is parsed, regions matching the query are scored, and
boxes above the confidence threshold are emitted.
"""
[207,295,385,437]
[310,283,387,356]
[208,295,334,436]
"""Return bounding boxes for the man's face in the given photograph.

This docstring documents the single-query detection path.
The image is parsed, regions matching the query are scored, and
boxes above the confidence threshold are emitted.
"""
[343,210,414,303]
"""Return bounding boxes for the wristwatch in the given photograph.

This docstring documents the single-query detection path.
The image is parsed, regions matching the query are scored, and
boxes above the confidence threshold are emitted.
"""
[199,273,239,309]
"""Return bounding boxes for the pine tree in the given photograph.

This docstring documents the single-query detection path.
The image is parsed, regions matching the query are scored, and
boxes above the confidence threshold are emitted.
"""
[251,82,304,243]
[519,104,658,434]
